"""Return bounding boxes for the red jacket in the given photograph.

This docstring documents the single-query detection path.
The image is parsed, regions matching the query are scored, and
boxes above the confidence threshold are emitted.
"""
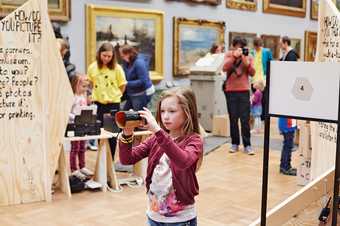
[222,51,255,92]
[119,129,203,205]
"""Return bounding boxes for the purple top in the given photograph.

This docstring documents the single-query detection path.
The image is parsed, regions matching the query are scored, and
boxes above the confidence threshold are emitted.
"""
[119,129,203,205]
[252,89,263,107]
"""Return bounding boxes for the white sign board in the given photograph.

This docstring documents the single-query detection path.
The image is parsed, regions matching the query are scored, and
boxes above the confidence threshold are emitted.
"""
[269,61,340,121]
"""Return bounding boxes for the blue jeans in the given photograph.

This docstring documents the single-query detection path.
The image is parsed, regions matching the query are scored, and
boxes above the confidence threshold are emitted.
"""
[147,217,197,226]
[124,94,148,111]
[280,131,295,170]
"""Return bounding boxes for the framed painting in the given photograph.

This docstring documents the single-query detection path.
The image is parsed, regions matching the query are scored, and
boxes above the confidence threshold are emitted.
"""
[311,0,339,20]
[167,0,221,5]
[226,0,257,11]
[263,0,306,17]
[0,0,70,22]
[291,38,302,59]
[173,17,225,76]
[261,34,280,59]
[304,31,317,62]
[228,32,257,49]
[310,0,319,20]
[86,5,164,81]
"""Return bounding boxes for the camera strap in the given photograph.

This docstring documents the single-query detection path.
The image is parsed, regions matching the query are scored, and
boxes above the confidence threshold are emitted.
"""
[227,58,242,81]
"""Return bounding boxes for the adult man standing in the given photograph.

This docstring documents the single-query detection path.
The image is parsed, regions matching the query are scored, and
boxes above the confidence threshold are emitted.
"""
[278,36,299,176]
[223,37,255,155]
[250,38,273,121]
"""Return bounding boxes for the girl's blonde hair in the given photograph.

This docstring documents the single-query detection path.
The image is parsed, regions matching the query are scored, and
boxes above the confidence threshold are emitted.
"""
[254,80,265,91]
[156,87,200,135]
[156,87,203,171]
[70,73,88,95]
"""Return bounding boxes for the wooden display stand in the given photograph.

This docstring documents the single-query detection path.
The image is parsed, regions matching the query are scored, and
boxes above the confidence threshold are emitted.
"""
[55,130,153,196]
[55,129,119,197]
[212,114,230,137]
[0,0,73,205]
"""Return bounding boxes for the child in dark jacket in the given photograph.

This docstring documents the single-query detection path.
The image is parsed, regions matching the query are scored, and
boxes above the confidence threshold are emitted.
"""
[278,117,297,176]
[119,87,203,226]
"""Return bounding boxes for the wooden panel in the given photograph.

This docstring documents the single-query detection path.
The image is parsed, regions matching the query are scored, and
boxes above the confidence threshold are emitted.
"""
[0,0,73,205]
[212,115,230,137]
[43,7,73,193]
[0,0,47,205]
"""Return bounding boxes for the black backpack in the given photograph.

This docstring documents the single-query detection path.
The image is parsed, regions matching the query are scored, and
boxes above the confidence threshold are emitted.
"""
[69,175,85,193]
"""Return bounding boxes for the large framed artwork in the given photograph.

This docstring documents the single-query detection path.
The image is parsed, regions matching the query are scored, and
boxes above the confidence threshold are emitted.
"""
[311,0,339,20]
[86,5,164,81]
[304,31,317,62]
[0,0,70,21]
[228,32,257,49]
[261,34,281,59]
[291,38,302,59]
[263,0,306,17]
[226,0,257,11]
[167,0,221,5]
[173,17,225,76]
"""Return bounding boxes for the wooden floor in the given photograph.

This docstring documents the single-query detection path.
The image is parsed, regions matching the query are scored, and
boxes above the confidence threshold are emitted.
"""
[0,136,308,226]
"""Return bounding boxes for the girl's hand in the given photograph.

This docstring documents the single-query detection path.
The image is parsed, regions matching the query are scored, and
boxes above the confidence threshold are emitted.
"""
[138,107,161,133]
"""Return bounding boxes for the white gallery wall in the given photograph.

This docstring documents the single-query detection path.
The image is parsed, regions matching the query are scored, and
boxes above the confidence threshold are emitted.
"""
[60,0,318,83]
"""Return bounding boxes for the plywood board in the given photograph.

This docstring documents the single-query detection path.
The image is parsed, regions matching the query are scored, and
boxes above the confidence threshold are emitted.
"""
[0,0,73,205]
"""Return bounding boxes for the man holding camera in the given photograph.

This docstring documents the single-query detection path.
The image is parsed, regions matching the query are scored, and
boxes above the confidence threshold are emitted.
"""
[222,37,255,154]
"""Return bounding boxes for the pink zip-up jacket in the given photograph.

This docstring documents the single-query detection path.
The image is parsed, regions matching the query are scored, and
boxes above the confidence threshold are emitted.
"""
[119,129,203,205]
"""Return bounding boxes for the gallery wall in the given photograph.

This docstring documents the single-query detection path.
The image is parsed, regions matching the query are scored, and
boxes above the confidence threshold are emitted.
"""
[60,0,318,84]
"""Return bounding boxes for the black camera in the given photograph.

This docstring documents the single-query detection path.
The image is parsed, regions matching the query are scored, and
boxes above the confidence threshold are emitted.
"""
[242,47,249,56]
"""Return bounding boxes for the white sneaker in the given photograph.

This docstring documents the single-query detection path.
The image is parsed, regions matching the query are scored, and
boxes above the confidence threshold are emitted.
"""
[71,170,87,180]
[88,143,98,151]
[80,167,94,176]
[229,144,239,153]
[245,146,255,155]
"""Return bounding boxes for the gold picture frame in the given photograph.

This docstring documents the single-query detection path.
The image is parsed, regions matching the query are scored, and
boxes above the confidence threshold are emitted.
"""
[304,31,317,62]
[310,0,318,20]
[167,0,221,5]
[226,0,257,11]
[0,0,70,22]
[173,17,225,76]
[263,0,306,17]
[86,5,164,81]
[310,0,338,21]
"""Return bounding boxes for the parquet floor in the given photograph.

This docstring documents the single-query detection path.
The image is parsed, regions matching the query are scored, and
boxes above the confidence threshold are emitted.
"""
[0,119,325,226]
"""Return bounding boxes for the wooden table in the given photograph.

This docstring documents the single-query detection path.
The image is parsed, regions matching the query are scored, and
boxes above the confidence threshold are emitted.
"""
[57,129,153,197]
[57,129,119,197]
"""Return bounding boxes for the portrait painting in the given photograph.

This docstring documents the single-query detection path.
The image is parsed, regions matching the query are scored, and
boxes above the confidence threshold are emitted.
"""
[173,17,225,76]
[86,5,164,81]
[304,31,317,62]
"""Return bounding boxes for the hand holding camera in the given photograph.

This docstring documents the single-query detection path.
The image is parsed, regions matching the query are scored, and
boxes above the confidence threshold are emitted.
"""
[116,108,160,135]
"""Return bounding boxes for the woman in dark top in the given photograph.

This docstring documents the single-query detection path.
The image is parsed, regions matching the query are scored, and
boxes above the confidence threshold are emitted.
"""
[120,45,154,110]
